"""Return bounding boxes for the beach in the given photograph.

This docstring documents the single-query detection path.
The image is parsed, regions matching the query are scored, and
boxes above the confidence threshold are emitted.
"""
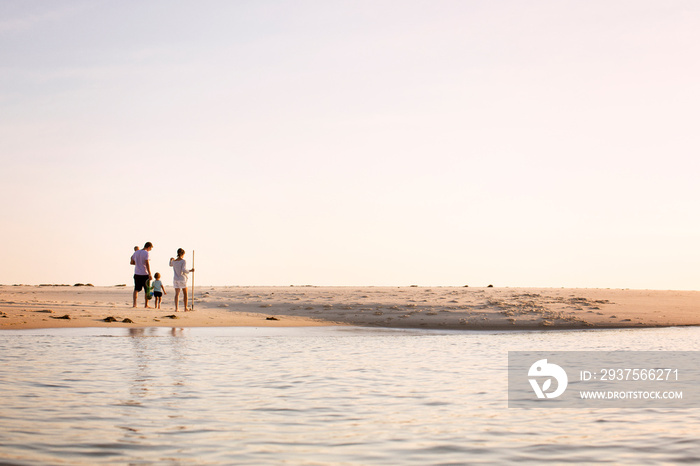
[4,287,700,464]
[1,285,698,330]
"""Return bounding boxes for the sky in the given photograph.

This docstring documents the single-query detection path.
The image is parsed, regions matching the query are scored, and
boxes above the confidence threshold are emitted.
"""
[1,0,699,289]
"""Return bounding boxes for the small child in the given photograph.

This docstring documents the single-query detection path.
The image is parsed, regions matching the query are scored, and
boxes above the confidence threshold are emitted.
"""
[152,273,166,309]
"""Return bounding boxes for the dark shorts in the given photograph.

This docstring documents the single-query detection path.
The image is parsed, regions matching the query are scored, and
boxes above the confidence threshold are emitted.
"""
[134,274,149,292]
[154,291,163,298]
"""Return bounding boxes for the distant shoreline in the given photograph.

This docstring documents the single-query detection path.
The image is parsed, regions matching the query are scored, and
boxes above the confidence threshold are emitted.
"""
[1,285,698,331]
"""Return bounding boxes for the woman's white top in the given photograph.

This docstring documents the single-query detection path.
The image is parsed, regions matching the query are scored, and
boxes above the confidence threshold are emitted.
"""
[170,258,189,288]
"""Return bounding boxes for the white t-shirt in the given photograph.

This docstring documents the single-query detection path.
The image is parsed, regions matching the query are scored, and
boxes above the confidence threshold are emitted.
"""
[132,249,150,275]
[170,258,189,287]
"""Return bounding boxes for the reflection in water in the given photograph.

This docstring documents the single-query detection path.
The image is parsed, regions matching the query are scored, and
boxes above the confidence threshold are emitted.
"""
[118,327,193,447]
[0,326,700,464]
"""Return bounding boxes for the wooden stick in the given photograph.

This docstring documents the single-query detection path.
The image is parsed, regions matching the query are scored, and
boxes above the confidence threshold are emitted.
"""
[191,250,195,311]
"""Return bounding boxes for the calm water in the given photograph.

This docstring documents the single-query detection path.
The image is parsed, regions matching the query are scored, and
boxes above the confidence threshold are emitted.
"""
[1,326,700,465]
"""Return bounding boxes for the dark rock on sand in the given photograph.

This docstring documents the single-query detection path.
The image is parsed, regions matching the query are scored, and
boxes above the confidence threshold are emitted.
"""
[122,318,134,323]
[103,316,118,322]
[266,316,279,321]
[52,314,71,320]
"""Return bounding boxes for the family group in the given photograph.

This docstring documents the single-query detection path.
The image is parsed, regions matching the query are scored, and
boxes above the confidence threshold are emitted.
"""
[130,242,195,311]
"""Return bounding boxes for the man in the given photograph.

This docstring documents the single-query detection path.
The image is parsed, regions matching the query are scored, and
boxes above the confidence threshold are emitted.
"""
[131,242,153,308]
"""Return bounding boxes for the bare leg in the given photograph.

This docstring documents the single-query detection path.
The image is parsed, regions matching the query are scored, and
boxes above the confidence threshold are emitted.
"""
[133,290,138,308]
[183,287,190,311]
[174,288,181,312]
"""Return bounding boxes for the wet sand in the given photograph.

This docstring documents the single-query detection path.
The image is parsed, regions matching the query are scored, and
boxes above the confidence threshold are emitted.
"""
[0,285,698,330]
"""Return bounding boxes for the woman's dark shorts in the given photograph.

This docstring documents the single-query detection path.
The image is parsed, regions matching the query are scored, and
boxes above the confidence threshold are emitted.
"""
[134,274,149,292]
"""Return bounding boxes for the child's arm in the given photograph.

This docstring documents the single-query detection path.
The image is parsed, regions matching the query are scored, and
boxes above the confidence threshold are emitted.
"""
[163,284,167,295]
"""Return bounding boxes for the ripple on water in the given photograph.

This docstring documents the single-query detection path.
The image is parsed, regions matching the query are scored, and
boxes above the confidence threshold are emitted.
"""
[1,326,700,464]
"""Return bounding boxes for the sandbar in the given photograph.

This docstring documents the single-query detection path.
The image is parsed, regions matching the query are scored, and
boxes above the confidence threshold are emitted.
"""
[0,285,698,331]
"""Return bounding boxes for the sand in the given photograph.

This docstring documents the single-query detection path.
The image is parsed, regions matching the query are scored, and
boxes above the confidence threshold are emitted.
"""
[0,285,698,331]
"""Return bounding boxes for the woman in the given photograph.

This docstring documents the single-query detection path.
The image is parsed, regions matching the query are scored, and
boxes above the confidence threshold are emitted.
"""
[169,248,195,311]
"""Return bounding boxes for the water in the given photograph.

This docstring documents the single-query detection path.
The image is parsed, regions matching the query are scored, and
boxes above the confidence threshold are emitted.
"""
[1,326,700,465]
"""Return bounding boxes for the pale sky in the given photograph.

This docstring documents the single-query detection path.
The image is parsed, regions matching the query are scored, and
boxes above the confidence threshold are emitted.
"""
[1,1,699,289]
